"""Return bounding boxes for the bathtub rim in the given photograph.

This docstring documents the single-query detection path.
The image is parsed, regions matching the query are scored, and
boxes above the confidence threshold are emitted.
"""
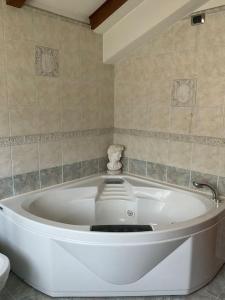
[0,174,225,244]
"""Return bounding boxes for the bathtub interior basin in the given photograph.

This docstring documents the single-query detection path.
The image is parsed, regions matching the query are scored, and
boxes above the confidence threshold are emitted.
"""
[21,176,214,229]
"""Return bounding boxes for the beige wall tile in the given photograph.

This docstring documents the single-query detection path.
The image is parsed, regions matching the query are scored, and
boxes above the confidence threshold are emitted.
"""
[60,79,81,109]
[99,81,114,128]
[150,105,170,132]
[192,106,224,137]
[153,53,175,79]
[0,110,10,137]
[79,52,98,82]
[58,19,80,49]
[10,104,40,136]
[63,136,100,164]
[173,50,197,78]
[170,107,192,134]
[98,134,113,158]
[151,77,171,106]
[79,136,99,161]
[196,76,225,107]
[7,73,36,107]
[0,9,4,42]
[146,138,169,164]
[191,144,220,175]
[6,39,34,75]
[3,5,33,41]
[0,147,12,178]
[168,141,192,169]
[218,146,225,177]
[33,11,60,48]
[62,106,83,132]
[39,141,62,169]
[62,137,83,164]
[197,12,225,48]
[60,47,80,80]
[128,135,149,161]
[150,26,174,55]
[80,26,98,55]
[171,19,197,51]
[196,45,225,77]
[114,83,133,129]
[39,106,61,134]
[12,144,39,175]
[0,47,8,108]
[36,77,60,108]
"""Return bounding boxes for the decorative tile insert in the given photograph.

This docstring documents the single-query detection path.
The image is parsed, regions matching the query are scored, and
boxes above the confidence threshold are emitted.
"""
[171,79,196,107]
[35,46,59,77]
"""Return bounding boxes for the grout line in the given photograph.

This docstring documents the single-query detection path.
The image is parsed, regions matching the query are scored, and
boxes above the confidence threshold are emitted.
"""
[60,140,64,184]
[188,169,192,189]
[37,141,41,190]
[216,175,219,190]
[165,166,168,183]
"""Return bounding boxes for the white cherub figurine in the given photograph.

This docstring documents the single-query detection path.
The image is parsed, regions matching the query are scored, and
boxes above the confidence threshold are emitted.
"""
[107,144,124,175]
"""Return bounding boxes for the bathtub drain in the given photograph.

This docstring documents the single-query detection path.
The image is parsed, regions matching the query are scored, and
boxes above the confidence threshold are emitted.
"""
[127,210,135,217]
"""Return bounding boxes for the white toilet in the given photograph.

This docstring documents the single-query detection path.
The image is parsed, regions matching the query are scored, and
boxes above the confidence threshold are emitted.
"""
[0,253,10,291]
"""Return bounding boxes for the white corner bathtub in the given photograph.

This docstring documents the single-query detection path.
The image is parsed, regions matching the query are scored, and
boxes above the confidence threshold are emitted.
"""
[0,174,225,297]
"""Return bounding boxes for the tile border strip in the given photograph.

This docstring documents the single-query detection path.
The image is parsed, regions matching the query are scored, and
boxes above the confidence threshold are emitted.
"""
[0,128,113,147]
[1,127,224,147]
[114,128,225,147]
[122,157,225,197]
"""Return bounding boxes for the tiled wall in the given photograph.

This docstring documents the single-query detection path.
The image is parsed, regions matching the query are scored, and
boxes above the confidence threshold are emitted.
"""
[114,7,225,196]
[0,1,114,198]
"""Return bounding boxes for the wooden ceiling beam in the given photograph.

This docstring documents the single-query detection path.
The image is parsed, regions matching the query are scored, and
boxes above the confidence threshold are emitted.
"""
[89,0,128,30]
[6,0,26,8]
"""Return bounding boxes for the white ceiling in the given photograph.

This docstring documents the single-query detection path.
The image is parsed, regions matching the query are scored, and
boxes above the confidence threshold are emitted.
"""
[195,0,225,11]
[26,0,106,23]
[26,0,225,26]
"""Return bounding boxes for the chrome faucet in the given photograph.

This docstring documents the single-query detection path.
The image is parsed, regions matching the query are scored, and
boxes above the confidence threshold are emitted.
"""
[193,181,218,203]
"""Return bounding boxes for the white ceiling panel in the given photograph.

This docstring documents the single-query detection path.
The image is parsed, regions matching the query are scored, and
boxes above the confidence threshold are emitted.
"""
[26,0,106,23]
